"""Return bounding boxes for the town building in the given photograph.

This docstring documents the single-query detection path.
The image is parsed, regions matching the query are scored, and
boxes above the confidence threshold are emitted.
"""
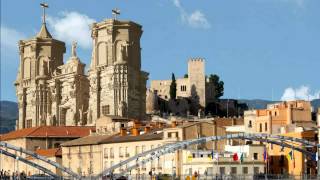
[181,145,265,178]
[244,100,314,134]
[26,148,63,176]
[0,126,94,175]
[242,100,317,177]
[267,130,317,176]
[60,117,244,176]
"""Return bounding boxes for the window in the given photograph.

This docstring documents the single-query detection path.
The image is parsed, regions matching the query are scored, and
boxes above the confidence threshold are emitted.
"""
[135,146,140,155]
[54,143,60,148]
[119,147,124,157]
[231,167,237,174]
[125,147,129,157]
[102,105,110,116]
[207,167,213,175]
[242,167,248,174]
[265,122,268,131]
[110,148,114,158]
[104,148,108,158]
[259,123,262,132]
[219,167,225,175]
[26,119,32,128]
[253,153,258,160]
[168,132,172,138]
[60,109,66,125]
[68,147,71,158]
[254,167,259,174]
[142,145,146,153]
[275,111,277,116]
[180,85,187,92]
[248,121,252,128]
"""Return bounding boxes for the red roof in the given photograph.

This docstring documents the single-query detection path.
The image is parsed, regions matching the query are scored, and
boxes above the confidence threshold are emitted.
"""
[36,148,62,157]
[27,148,62,159]
[0,126,95,141]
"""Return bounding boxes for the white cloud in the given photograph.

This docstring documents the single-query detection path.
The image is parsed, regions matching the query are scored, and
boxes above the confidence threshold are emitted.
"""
[47,11,95,49]
[1,26,26,50]
[281,86,320,101]
[172,0,211,29]
[188,10,211,29]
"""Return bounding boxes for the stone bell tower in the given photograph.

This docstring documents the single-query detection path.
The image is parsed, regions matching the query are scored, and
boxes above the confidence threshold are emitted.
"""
[15,4,66,129]
[87,15,148,124]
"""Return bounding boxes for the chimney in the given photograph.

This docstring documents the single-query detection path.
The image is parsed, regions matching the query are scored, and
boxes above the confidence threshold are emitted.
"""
[120,128,127,136]
[133,120,141,129]
[157,122,164,128]
[131,128,140,136]
[144,126,151,134]
[171,121,177,128]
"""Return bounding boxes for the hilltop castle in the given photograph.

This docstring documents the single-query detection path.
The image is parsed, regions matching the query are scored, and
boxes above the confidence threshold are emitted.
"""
[14,14,148,129]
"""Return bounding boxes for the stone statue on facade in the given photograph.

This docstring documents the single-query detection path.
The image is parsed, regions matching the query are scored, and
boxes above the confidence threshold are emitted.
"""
[46,114,52,126]
[71,41,77,57]
[118,101,127,117]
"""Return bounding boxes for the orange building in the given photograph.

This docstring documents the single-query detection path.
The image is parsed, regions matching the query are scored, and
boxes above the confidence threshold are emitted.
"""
[245,100,313,134]
[267,130,317,176]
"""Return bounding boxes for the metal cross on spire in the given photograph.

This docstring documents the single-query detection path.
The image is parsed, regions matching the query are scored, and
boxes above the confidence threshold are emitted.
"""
[112,8,120,20]
[40,3,49,24]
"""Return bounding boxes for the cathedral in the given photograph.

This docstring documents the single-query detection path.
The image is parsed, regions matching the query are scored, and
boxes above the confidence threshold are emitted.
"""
[14,10,148,129]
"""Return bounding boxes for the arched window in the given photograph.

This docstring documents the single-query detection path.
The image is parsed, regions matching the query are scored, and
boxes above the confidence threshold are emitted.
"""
[259,123,262,132]
[248,120,252,128]
[265,122,268,131]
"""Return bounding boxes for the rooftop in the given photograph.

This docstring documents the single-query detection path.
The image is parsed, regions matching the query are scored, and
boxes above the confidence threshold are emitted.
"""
[0,126,95,141]
[62,129,163,147]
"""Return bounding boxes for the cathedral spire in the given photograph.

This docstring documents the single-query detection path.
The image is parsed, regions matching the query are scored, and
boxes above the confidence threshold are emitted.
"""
[37,3,52,38]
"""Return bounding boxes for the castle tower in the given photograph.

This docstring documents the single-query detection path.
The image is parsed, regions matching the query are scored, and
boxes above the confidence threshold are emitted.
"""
[188,58,206,108]
[87,18,148,124]
[15,12,66,129]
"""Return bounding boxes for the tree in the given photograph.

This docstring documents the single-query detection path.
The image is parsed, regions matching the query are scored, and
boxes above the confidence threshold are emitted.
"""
[209,74,224,100]
[170,73,177,100]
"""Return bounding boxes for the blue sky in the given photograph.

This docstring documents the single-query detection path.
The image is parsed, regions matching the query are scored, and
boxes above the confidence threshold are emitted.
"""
[1,0,319,102]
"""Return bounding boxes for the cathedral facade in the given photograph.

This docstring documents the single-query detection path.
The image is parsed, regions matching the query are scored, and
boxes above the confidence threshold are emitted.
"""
[15,16,148,129]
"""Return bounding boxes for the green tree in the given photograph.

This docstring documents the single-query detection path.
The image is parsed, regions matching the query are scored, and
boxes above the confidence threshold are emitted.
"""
[209,74,224,99]
[170,73,177,100]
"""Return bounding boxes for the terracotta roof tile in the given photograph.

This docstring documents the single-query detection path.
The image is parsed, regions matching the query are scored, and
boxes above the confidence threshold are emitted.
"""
[0,126,95,141]
[36,148,62,157]
[27,148,62,160]
[62,131,163,147]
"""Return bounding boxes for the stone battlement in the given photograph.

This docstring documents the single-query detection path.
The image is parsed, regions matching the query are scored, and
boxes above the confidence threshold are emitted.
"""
[188,58,205,62]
